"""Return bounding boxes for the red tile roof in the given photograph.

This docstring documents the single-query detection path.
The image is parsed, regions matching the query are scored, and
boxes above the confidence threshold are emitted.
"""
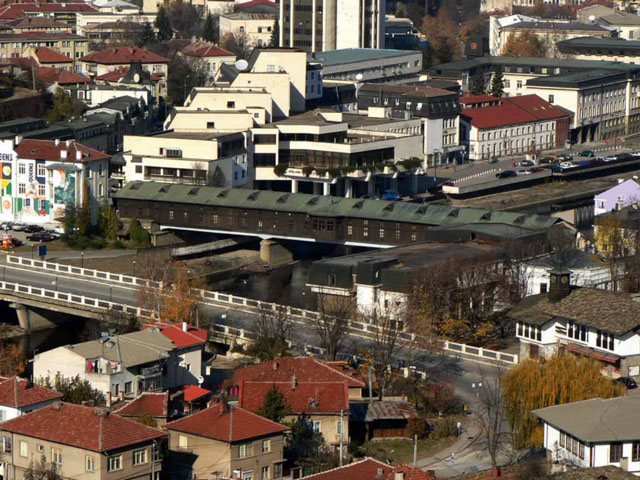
[32,46,72,63]
[165,402,288,442]
[141,322,207,348]
[0,377,61,408]
[303,458,438,480]
[236,0,278,8]
[36,66,90,86]
[0,31,84,40]
[461,94,570,129]
[239,381,349,414]
[81,46,168,65]
[183,385,211,403]
[232,357,365,388]
[460,94,499,104]
[7,56,36,69]
[113,392,168,418]
[95,65,161,82]
[15,138,110,162]
[0,402,166,452]
[182,41,234,58]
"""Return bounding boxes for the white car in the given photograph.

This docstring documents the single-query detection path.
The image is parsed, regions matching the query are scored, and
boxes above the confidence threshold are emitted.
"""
[560,162,577,169]
[603,155,617,162]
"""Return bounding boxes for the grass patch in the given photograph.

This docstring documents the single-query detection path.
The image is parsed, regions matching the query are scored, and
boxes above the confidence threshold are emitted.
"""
[359,436,457,464]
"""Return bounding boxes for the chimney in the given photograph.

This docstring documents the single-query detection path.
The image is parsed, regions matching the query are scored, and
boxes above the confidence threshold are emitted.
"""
[617,202,624,211]
[52,401,62,411]
[394,471,405,480]
[273,361,279,370]
[60,150,67,160]
[618,178,624,184]
[106,392,112,407]
[291,373,297,390]
[76,150,82,161]
[14,135,22,146]
[65,139,72,147]
[548,269,571,302]
[94,407,110,417]
[54,138,60,146]
[182,321,188,332]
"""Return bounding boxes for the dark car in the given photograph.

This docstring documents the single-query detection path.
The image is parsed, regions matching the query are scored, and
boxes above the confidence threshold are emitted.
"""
[26,231,55,242]
[23,225,43,233]
[528,167,544,173]
[11,238,22,247]
[496,170,517,179]
[615,377,638,389]
[616,153,632,161]
[520,159,535,167]
[382,189,401,201]
[579,150,595,157]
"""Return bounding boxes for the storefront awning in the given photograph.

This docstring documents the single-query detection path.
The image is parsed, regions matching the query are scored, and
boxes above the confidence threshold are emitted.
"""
[565,341,620,364]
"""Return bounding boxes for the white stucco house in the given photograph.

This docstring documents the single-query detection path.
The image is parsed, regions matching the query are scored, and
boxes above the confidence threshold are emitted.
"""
[534,396,640,475]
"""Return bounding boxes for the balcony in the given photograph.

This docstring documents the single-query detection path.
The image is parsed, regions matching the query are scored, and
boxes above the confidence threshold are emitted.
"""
[140,364,162,377]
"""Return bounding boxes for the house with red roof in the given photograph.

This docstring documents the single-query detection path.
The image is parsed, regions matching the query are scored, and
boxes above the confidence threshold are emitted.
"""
[0,377,62,422]
[303,457,438,480]
[23,45,73,69]
[179,41,235,82]
[0,32,89,65]
[460,94,572,160]
[0,137,110,226]
[79,46,169,98]
[165,401,288,480]
[0,402,166,479]
[113,391,170,427]
[35,66,90,91]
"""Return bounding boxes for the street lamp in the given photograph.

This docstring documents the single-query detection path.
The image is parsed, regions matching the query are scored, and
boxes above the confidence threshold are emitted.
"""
[472,381,483,398]
[133,260,136,277]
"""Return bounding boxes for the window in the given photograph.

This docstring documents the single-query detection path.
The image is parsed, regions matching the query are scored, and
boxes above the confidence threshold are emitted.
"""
[133,448,147,465]
[238,443,253,458]
[312,420,321,433]
[37,184,45,197]
[610,443,623,463]
[207,122,215,129]
[98,165,103,176]
[86,455,95,472]
[548,95,554,103]
[274,463,283,478]
[99,184,103,197]
[178,435,188,449]
[51,447,62,465]
[262,439,271,453]
[18,163,25,175]
[169,210,174,220]
[135,165,142,174]
[242,471,253,480]
[262,466,270,480]
[347,224,353,235]
[633,442,640,462]
[124,381,132,394]
[19,440,27,457]
[37,163,46,177]
[379,228,385,239]
[597,330,615,351]
[337,418,343,434]
[18,183,25,195]
[107,455,122,472]
[227,101,236,108]
[567,322,587,343]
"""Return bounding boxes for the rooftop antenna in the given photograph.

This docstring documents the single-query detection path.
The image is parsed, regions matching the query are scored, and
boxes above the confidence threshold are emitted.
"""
[235,59,249,72]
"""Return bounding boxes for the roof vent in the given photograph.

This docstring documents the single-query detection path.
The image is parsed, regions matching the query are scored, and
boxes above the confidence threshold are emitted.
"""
[159,185,170,193]
[217,188,231,198]
[307,196,319,205]
[383,202,394,212]
[276,194,290,203]
[52,402,62,411]
[416,206,427,214]
[447,208,459,218]
[480,212,491,221]
[129,183,141,190]
[188,187,200,195]
[247,191,260,201]
[513,215,526,225]
[352,200,364,209]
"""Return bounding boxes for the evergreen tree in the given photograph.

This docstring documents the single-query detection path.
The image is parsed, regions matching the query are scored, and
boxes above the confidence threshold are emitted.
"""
[489,67,504,98]
[269,17,279,47]
[471,71,486,95]
[128,218,151,248]
[155,6,173,42]
[136,21,156,47]
[201,13,217,43]
[257,385,291,422]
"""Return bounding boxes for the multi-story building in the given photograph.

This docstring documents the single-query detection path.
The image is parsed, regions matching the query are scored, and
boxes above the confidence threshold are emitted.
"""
[0,402,165,480]
[0,377,62,422]
[33,325,207,400]
[219,12,276,47]
[122,130,248,189]
[249,108,424,197]
[179,42,235,83]
[557,37,640,65]
[79,47,169,98]
[308,48,421,84]
[280,0,385,52]
[0,32,88,61]
[23,45,73,69]
[0,137,109,226]
[0,2,98,28]
[166,402,288,480]
[460,94,571,160]
[356,83,461,166]
[594,179,640,216]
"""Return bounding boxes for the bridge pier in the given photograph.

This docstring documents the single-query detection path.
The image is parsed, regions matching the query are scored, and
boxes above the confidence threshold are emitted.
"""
[260,239,293,266]
[10,303,56,333]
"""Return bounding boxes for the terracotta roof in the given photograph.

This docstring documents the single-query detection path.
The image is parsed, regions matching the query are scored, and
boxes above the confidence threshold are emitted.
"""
[232,357,366,388]
[183,385,211,403]
[81,46,168,65]
[304,458,437,480]
[36,66,90,85]
[0,31,84,40]
[32,46,72,63]
[0,377,61,408]
[509,288,640,334]
[95,65,161,82]
[239,381,349,414]
[461,94,570,129]
[22,3,96,12]
[141,322,207,348]
[15,138,110,162]
[0,402,166,452]
[165,402,288,442]
[7,56,36,69]
[182,41,234,58]
[113,392,168,418]
[460,94,500,104]
[12,17,68,28]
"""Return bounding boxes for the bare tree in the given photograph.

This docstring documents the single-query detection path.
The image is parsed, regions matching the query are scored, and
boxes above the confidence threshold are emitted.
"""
[24,455,61,480]
[362,312,401,400]
[313,294,352,361]
[546,226,578,270]
[246,302,293,361]
[475,366,512,472]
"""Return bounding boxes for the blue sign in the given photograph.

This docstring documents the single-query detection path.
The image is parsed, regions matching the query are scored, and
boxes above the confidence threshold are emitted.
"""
[38,245,46,258]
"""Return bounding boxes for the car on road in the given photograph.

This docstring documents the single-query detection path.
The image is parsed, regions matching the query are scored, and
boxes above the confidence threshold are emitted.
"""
[557,153,573,161]
[11,238,22,247]
[496,170,517,179]
[603,155,618,162]
[578,150,595,157]
[381,189,401,200]
[632,151,640,157]
[11,223,26,231]
[616,152,632,161]
[615,377,638,389]
[488,156,499,164]
[559,162,577,169]
[23,225,43,233]
[539,155,559,164]
[516,169,531,175]
[520,159,535,167]
[26,231,56,242]
[528,167,544,173]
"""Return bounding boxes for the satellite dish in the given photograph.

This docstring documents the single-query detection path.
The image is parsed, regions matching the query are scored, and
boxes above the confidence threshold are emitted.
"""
[235,59,249,71]
[133,73,140,83]
[355,73,363,81]
[197,376,204,385]
[589,15,595,22]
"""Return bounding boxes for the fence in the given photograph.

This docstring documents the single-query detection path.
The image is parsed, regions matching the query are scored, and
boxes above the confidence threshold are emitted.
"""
[4,256,519,365]
[454,168,500,184]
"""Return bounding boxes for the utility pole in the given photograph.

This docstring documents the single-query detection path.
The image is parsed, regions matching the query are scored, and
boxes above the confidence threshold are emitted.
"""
[413,434,417,467]
[368,364,373,403]
[339,409,344,467]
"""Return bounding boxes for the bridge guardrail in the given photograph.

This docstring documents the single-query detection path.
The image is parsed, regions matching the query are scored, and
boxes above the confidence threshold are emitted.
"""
[4,258,519,366]
[7,255,162,289]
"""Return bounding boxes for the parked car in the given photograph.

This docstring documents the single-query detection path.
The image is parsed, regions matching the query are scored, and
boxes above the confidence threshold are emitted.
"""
[11,223,26,231]
[488,156,499,164]
[23,225,43,233]
[381,189,401,200]
[516,169,531,175]
[539,155,559,164]
[26,231,56,242]
[615,377,638,389]
[559,162,577,169]
[616,152,632,161]
[520,159,535,167]
[578,150,595,157]
[0,221,11,231]
[496,170,517,179]
[603,155,618,162]
[11,238,22,247]
[528,167,544,173]
[557,153,573,161]
[632,151,640,157]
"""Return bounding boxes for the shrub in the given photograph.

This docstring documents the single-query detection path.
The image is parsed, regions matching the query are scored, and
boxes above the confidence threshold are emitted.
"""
[407,416,429,439]
[430,418,457,439]
[128,218,151,248]
[273,163,289,177]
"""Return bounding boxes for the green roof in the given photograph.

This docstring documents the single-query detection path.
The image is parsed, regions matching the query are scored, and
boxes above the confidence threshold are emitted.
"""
[559,35,640,49]
[113,181,561,230]
[309,48,419,66]
[527,68,628,88]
